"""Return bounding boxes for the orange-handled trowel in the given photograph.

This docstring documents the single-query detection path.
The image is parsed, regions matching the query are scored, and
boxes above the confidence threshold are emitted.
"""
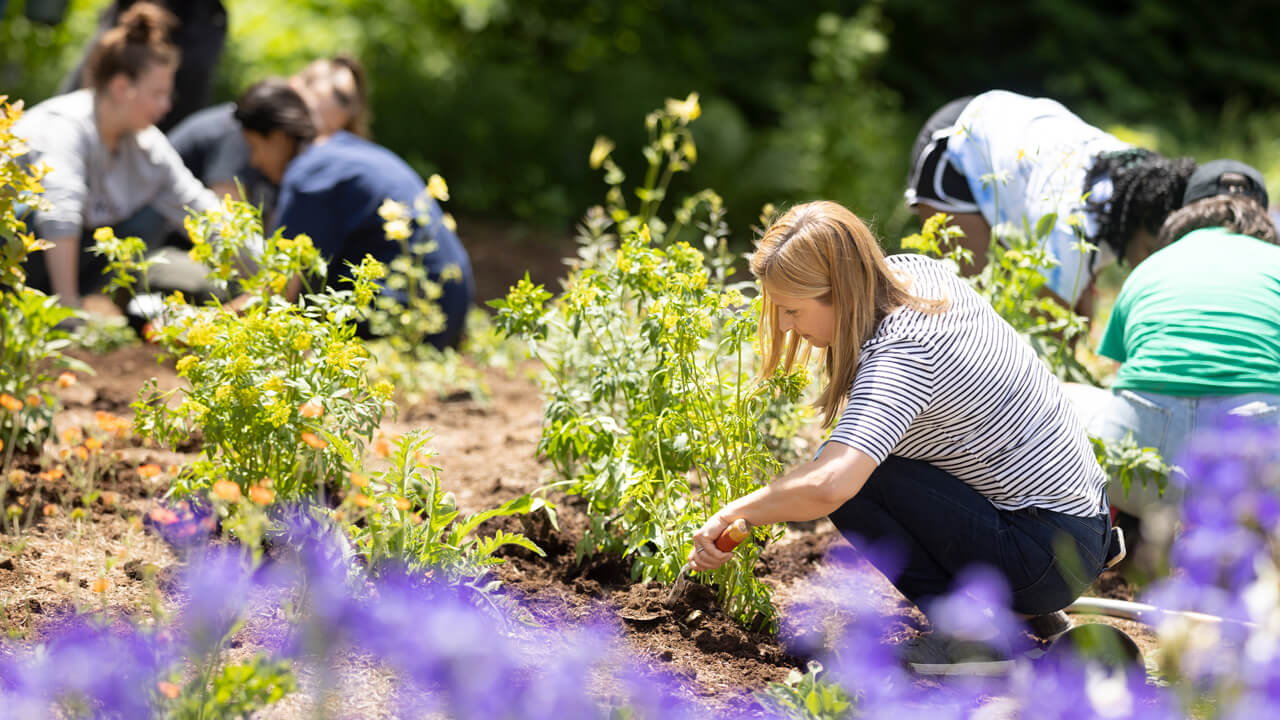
[664,518,751,607]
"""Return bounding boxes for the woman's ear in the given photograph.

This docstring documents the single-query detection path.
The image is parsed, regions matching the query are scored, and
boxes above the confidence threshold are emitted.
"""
[106,73,133,101]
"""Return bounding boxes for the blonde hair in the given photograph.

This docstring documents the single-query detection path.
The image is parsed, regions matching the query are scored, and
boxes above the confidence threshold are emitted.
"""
[751,201,947,427]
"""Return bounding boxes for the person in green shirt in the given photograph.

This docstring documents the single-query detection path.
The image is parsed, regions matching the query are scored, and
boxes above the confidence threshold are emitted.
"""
[1068,159,1280,523]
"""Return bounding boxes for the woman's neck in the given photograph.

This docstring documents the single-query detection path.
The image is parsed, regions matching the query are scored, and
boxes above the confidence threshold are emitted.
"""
[93,92,127,154]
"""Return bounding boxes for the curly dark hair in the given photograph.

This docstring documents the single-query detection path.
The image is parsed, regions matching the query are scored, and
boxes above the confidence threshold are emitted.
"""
[1083,148,1196,262]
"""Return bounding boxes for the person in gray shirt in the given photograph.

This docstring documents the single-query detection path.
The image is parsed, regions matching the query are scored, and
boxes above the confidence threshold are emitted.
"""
[17,2,217,310]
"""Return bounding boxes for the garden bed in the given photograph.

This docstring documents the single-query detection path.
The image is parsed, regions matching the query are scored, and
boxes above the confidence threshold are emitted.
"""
[0,335,1157,717]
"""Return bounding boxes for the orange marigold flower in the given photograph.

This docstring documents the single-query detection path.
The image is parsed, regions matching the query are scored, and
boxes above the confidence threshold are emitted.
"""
[300,431,327,449]
[0,394,23,412]
[42,503,58,516]
[394,496,411,511]
[352,493,373,508]
[299,401,323,418]
[57,372,77,388]
[248,485,274,505]
[39,467,65,481]
[137,463,162,479]
[61,427,84,445]
[85,437,103,452]
[156,680,180,699]
[100,491,119,507]
[372,437,391,458]
[212,479,241,502]
[148,507,179,525]
[349,472,369,488]
[91,578,109,593]
[0,438,3,453]
[73,446,89,461]
[25,394,40,408]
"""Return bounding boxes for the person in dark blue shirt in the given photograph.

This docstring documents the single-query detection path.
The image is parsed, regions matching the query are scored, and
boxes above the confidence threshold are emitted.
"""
[232,78,474,349]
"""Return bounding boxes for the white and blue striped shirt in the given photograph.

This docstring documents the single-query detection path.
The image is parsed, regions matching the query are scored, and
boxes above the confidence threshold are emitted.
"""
[829,254,1107,517]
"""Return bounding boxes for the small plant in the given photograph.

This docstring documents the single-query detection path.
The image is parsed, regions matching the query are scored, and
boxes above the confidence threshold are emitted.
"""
[756,661,855,720]
[101,199,394,518]
[341,431,547,595]
[492,96,812,629]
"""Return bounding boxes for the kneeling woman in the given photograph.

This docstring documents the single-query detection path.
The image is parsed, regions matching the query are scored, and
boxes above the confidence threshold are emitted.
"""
[688,201,1112,642]
[233,79,474,349]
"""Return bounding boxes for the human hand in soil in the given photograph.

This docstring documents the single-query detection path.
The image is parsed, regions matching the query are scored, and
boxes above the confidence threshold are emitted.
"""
[687,513,734,572]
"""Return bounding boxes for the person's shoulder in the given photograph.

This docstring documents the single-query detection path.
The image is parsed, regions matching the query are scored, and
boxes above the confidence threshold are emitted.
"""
[168,102,236,141]
[15,90,94,138]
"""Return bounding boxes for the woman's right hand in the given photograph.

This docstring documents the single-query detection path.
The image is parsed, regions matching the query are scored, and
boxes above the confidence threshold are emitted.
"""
[687,513,735,572]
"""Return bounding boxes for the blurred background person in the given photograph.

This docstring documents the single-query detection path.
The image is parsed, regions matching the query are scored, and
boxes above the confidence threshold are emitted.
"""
[232,78,473,349]
[1065,159,1280,559]
[57,0,227,132]
[166,54,370,234]
[905,90,1196,318]
[16,2,218,311]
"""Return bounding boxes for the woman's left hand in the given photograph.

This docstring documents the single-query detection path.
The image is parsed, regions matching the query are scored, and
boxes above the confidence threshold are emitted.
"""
[687,513,734,572]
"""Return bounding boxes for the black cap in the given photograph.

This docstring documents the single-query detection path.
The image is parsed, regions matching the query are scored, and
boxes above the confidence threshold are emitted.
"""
[1182,159,1269,208]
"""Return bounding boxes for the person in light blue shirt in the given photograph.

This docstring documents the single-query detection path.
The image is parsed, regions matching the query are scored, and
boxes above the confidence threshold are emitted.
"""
[905,90,1195,316]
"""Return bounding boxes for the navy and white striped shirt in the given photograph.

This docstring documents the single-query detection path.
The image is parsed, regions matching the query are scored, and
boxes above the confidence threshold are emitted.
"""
[829,254,1107,517]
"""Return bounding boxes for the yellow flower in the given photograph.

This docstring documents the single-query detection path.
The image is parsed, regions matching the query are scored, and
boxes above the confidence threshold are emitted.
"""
[665,92,701,123]
[426,174,450,202]
[373,380,395,403]
[212,479,241,502]
[442,212,457,233]
[175,355,199,376]
[384,218,412,241]
[265,401,290,428]
[589,136,615,169]
[378,198,409,222]
[92,226,116,244]
[292,333,313,351]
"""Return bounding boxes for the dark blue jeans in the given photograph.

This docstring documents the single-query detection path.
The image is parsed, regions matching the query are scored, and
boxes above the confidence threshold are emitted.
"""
[828,455,1110,616]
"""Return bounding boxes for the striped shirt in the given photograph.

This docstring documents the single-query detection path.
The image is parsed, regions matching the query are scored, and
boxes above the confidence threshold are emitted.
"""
[829,254,1107,517]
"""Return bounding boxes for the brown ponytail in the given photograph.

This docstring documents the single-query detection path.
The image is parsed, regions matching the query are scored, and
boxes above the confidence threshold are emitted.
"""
[84,2,180,91]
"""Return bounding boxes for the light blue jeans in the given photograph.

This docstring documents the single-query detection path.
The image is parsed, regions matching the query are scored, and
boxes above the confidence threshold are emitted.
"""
[1063,384,1280,517]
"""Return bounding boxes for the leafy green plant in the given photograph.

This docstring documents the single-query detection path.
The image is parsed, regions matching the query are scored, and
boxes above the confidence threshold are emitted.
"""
[756,661,856,720]
[0,97,89,478]
[492,96,811,629]
[101,199,394,511]
[341,429,547,591]
[164,655,296,720]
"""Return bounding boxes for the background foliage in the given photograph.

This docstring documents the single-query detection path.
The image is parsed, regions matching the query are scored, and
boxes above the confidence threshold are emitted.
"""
[5,0,1280,239]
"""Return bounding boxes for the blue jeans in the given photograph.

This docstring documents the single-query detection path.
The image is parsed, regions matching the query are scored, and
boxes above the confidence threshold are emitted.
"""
[828,455,1110,616]
[1064,384,1280,516]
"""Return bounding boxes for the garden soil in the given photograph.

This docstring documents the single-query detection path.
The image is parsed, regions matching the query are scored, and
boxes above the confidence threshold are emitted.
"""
[0,226,1158,717]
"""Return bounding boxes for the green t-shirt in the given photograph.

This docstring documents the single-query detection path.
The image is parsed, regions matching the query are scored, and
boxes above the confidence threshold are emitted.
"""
[1098,227,1280,396]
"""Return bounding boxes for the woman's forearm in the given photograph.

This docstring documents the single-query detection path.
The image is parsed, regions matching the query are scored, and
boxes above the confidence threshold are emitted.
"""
[721,443,877,526]
[44,234,81,306]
